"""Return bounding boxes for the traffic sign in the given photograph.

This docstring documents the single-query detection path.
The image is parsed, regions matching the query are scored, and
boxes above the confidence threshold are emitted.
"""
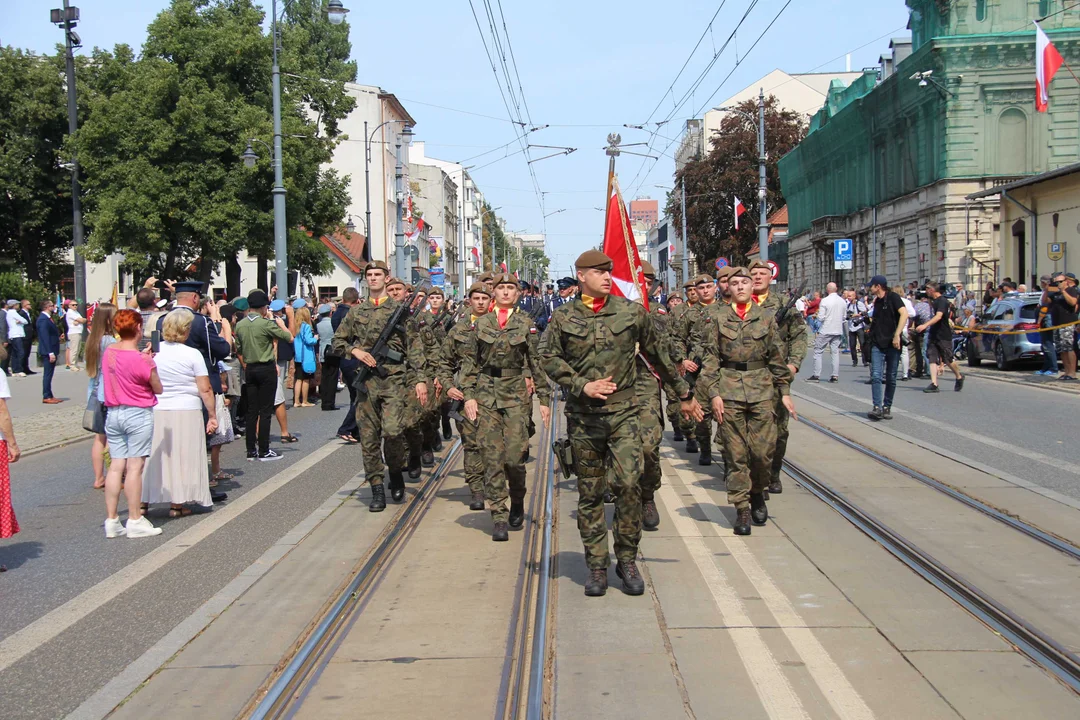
[714,257,729,269]
[767,259,779,280]
[1049,242,1066,262]
[834,238,853,270]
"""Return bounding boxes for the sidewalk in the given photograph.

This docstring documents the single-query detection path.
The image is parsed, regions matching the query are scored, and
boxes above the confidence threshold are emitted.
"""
[5,359,93,455]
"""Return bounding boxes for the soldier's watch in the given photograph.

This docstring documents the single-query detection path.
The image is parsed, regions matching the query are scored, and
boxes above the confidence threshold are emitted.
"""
[679,391,692,402]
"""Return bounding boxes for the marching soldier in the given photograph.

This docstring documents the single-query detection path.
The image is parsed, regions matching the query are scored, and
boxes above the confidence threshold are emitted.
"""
[683,274,721,466]
[332,262,429,512]
[462,274,552,541]
[668,280,699,446]
[540,251,702,597]
[748,259,808,494]
[436,283,492,511]
[687,266,736,461]
[415,286,445,455]
[386,277,432,477]
[699,267,796,534]
[427,287,454,442]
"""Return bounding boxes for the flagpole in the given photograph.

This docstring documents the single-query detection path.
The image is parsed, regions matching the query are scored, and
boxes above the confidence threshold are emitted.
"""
[603,134,621,245]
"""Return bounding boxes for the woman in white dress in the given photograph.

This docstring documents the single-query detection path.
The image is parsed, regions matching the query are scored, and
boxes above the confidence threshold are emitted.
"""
[143,309,218,516]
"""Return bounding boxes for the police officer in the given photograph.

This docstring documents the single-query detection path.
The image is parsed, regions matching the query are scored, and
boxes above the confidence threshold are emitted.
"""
[436,282,491,511]
[462,274,551,541]
[332,263,429,511]
[540,251,702,597]
[748,259,808,494]
[699,267,796,534]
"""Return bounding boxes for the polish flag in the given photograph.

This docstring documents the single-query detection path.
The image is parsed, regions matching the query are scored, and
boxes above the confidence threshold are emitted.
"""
[601,177,649,311]
[471,246,481,266]
[500,261,507,273]
[733,196,747,230]
[1036,21,1064,113]
[405,217,426,241]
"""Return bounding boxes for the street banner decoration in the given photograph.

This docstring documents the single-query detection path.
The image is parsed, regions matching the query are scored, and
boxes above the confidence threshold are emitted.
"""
[1036,21,1064,113]
[429,235,442,259]
[430,267,445,287]
[733,196,747,231]
[601,177,649,311]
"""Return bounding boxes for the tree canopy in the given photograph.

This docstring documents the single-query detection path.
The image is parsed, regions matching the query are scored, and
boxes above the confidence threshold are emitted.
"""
[667,95,807,272]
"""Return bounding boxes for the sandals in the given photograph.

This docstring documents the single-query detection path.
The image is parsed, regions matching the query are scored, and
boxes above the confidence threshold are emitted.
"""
[210,472,234,488]
[169,506,194,518]
[140,502,149,513]
[280,434,299,443]
[338,434,359,444]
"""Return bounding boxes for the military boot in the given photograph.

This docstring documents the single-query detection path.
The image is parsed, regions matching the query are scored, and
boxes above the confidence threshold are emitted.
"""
[673,427,684,442]
[733,507,752,535]
[369,483,386,513]
[508,500,525,529]
[492,521,509,542]
[442,415,453,440]
[421,449,435,468]
[685,437,699,454]
[584,568,608,597]
[407,450,422,480]
[388,470,406,502]
[432,435,443,453]
[642,498,660,531]
[698,438,712,466]
[469,491,485,511]
[750,492,768,526]
[767,478,783,494]
[615,560,645,596]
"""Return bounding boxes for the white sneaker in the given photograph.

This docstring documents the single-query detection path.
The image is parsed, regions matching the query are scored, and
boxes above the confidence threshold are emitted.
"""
[125,515,163,538]
[104,517,127,538]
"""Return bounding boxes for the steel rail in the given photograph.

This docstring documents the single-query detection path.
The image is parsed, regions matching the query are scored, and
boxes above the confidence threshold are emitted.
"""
[249,439,463,720]
[784,457,1080,695]
[797,415,1080,562]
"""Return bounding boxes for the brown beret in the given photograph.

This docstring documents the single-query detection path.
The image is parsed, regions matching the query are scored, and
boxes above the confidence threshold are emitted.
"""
[728,266,752,280]
[715,266,735,280]
[478,271,495,284]
[682,280,696,290]
[468,282,491,297]
[575,250,614,271]
[385,276,405,288]
[427,286,444,297]
[693,273,715,286]
[641,260,656,279]
[747,259,770,272]
[366,260,389,273]
[492,272,518,287]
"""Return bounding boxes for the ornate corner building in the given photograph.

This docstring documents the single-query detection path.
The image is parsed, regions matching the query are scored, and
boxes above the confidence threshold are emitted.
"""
[778,0,1080,291]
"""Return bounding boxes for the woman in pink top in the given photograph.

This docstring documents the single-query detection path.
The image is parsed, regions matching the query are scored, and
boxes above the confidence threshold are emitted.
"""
[101,309,163,539]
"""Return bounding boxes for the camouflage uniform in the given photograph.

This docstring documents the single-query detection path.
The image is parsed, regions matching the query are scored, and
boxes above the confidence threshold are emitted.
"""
[540,296,689,570]
[436,314,484,497]
[688,299,729,451]
[755,291,808,487]
[636,302,680,503]
[666,301,695,436]
[698,303,792,508]
[461,309,551,524]
[683,300,721,453]
[401,309,440,468]
[332,297,427,487]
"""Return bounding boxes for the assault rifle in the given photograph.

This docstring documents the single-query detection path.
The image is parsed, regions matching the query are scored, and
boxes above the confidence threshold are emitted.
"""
[432,305,456,334]
[775,280,807,326]
[352,282,433,397]
[447,399,474,426]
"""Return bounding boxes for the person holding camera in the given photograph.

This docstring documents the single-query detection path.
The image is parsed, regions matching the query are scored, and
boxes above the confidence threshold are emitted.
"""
[846,290,870,367]
[1043,272,1079,381]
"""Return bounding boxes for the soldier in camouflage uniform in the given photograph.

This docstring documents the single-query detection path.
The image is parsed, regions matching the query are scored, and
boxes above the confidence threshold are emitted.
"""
[387,278,433,478]
[415,286,446,457]
[426,287,455,442]
[332,262,430,512]
[699,267,795,534]
[748,259,808,494]
[436,283,492,511]
[687,266,736,458]
[462,274,551,541]
[683,274,723,466]
[540,251,702,597]
[669,281,700,449]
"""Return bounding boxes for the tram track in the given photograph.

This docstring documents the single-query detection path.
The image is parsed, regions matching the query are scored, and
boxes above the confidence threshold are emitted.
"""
[783,429,1080,696]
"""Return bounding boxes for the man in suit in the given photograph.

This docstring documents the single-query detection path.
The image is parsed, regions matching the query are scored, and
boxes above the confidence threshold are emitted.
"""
[36,299,62,403]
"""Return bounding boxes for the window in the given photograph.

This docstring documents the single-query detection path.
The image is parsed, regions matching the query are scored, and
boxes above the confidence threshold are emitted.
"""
[976,0,986,22]
[1020,304,1039,320]
[1040,1,1052,18]
[898,238,906,282]
[318,286,339,302]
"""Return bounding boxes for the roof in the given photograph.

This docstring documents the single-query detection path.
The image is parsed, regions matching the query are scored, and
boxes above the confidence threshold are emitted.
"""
[378,92,417,127]
[748,205,789,255]
[966,162,1080,199]
[319,231,367,275]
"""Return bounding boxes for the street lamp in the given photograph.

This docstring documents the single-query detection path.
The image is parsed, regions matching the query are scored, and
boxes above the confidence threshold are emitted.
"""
[714,87,768,263]
[393,124,414,280]
[264,0,350,299]
[363,118,407,264]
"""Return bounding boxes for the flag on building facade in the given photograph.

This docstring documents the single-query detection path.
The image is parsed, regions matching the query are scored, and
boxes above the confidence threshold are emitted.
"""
[405,217,426,243]
[733,196,747,231]
[471,246,481,266]
[1036,21,1064,113]
[601,178,649,311]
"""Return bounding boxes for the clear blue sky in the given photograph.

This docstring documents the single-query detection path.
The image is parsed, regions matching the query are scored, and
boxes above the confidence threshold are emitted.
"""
[5,0,910,274]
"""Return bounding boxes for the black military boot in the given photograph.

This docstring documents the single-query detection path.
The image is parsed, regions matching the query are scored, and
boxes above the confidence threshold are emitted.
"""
[673,427,684,442]
[492,521,509,542]
[421,449,435,468]
[469,491,485,511]
[442,415,453,440]
[685,437,699,454]
[508,500,525,529]
[750,492,768,526]
[432,435,443,453]
[615,560,645,596]
[698,439,712,466]
[369,483,386,512]
[407,450,422,480]
[733,507,752,535]
[524,447,531,462]
[642,498,660,531]
[767,478,783,494]
[584,568,608,597]
[388,470,406,502]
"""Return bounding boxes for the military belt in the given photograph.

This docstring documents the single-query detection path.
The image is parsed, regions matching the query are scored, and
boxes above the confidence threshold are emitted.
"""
[719,359,767,371]
[583,388,636,406]
[481,367,524,378]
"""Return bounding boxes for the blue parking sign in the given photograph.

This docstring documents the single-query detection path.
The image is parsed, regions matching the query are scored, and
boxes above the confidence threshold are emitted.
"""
[834,239,853,270]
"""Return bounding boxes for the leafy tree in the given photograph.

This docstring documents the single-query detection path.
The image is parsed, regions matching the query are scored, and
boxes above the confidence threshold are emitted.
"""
[667,95,806,271]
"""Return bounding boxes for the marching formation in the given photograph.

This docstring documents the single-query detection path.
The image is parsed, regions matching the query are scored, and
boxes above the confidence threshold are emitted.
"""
[331,249,805,597]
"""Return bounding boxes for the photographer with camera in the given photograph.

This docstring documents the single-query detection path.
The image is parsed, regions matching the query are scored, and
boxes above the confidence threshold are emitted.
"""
[1043,272,1079,382]
[846,290,870,367]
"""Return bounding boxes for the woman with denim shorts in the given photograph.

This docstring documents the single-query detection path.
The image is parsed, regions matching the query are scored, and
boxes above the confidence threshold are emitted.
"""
[101,309,163,539]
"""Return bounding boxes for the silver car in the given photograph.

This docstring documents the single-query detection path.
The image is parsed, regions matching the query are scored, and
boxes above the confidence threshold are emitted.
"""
[966,292,1045,370]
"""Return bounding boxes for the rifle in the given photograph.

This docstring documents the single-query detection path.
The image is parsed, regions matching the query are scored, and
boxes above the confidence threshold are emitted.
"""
[352,282,433,397]
[432,306,455,334]
[447,399,474,426]
[775,280,807,326]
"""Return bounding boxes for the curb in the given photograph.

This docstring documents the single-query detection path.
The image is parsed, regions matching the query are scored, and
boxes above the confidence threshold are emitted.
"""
[21,433,93,459]
[961,367,1080,395]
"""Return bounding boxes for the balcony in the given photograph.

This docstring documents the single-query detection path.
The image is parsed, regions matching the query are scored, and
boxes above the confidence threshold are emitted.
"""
[810,215,848,243]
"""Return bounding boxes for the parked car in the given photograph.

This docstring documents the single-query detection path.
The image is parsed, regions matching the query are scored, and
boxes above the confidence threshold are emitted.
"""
[966,292,1044,370]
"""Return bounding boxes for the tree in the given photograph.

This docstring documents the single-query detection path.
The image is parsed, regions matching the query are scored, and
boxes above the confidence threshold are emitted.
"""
[667,95,807,271]
[0,48,74,284]
[76,0,353,284]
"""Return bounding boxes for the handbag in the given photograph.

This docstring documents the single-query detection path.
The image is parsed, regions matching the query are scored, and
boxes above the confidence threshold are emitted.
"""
[83,388,107,434]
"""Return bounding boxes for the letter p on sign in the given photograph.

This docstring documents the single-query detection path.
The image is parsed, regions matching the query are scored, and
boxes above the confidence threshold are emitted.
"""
[834,239,853,270]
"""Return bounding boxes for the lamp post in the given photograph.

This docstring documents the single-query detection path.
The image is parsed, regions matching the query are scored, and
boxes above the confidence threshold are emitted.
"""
[714,87,768,263]
[264,0,349,300]
[364,118,406,264]
[393,125,414,280]
[51,1,86,314]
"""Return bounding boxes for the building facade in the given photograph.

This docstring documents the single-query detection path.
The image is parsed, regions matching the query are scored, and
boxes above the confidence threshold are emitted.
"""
[408,161,459,289]
[778,0,1080,293]
[629,199,659,227]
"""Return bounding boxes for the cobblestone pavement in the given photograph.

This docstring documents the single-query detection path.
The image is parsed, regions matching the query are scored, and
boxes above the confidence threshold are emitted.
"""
[4,360,94,455]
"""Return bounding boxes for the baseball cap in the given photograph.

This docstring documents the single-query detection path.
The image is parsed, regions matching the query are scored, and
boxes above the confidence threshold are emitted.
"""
[866,275,888,289]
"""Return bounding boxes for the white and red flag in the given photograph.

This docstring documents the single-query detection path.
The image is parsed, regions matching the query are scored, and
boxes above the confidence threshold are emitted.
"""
[1036,21,1064,113]
[601,177,649,311]
[733,196,747,230]
[405,217,426,242]
[471,245,481,266]
[500,261,507,273]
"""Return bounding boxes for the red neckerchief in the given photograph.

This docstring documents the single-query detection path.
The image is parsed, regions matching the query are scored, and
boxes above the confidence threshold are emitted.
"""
[735,302,752,320]
[497,307,510,329]
[751,292,768,306]
[580,294,607,313]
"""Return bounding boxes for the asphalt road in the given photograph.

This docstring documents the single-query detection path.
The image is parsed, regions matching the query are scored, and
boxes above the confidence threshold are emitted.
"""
[793,352,1080,500]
